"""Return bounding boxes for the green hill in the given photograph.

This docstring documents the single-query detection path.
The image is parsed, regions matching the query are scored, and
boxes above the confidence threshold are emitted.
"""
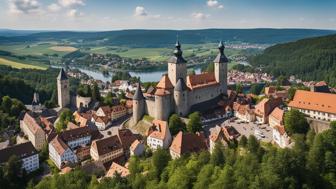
[250,34,336,86]
[0,29,335,47]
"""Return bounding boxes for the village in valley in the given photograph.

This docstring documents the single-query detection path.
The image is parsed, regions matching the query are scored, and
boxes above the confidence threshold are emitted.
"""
[0,40,335,182]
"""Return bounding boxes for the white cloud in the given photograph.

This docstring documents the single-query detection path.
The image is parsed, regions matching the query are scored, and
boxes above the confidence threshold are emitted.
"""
[67,9,82,17]
[8,0,40,14]
[48,3,61,12]
[134,6,147,17]
[207,0,223,9]
[191,12,209,20]
[58,0,84,7]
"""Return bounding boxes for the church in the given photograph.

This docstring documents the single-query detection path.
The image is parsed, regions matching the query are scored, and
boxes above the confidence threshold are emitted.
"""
[133,41,228,123]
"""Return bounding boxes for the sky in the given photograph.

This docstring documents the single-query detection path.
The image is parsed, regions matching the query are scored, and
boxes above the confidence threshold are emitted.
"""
[0,0,335,30]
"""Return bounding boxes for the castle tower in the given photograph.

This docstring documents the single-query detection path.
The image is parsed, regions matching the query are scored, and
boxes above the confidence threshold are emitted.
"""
[214,41,228,95]
[154,74,174,121]
[57,68,70,108]
[174,78,188,117]
[133,83,145,123]
[168,41,187,86]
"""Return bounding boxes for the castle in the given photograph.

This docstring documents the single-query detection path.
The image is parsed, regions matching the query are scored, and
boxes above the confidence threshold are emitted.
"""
[133,41,228,123]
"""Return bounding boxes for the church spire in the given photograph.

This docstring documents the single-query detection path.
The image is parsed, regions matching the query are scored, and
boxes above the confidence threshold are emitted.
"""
[213,41,228,63]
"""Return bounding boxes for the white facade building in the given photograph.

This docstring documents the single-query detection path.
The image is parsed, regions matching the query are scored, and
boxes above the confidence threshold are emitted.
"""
[0,142,39,173]
[147,120,172,150]
[49,136,78,169]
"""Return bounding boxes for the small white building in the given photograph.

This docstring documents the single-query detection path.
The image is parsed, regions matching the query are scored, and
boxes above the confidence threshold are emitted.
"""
[272,125,290,148]
[60,127,92,149]
[0,142,39,173]
[49,136,78,169]
[147,120,172,150]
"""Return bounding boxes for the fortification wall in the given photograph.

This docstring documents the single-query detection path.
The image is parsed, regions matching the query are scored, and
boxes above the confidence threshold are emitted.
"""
[145,99,156,118]
[188,85,221,107]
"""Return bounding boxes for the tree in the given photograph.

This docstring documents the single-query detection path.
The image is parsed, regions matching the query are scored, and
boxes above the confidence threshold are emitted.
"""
[250,84,263,95]
[288,87,296,101]
[235,83,243,94]
[187,112,202,133]
[239,135,248,147]
[1,96,12,114]
[151,148,170,179]
[210,142,225,166]
[284,109,309,135]
[56,108,74,133]
[168,114,186,135]
[247,135,260,153]
[91,82,101,101]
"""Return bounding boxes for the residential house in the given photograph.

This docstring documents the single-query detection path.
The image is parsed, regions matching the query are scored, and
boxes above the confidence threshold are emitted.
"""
[20,112,46,150]
[269,107,284,128]
[106,162,130,178]
[147,120,172,150]
[111,105,127,121]
[222,126,240,141]
[170,131,207,159]
[49,135,78,169]
[233,102,256,122]
[117,129,137,157]
[209,125,228,153]
[60,127,92,150]
[288,90,336,122]
[90,135,124,163]
[73,111,92,127]
[254,97,282,123]
[0,142,39,173]
[130,139,145,156]
[272,125,290,148]
[91,114,111,130]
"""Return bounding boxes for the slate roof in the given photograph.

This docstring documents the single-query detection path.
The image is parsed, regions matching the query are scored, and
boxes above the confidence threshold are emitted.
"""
[57,68,68,80]
[168,41,187,64]
[174,78,188,91]
[0,142,38,163]
[213,41,228,64]
[133,83,144,100]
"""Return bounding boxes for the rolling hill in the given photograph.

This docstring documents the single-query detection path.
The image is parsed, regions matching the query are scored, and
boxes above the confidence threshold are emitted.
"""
[250,34,336,86]
[0,28,335,47]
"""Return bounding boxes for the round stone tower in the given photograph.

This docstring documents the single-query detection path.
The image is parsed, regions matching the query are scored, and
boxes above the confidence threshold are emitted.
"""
[214,41,229,95]
[174,78,188,117]
[132,83,145,123]
[57,68,70,108]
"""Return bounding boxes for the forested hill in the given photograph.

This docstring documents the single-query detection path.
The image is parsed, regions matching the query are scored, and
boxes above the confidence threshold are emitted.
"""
[250,34,336,86]
[0,28,335,47]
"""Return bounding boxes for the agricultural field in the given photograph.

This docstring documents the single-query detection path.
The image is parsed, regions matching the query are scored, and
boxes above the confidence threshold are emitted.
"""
[85,43,243,61]
[0,42,76,57]
[0,57,46,70]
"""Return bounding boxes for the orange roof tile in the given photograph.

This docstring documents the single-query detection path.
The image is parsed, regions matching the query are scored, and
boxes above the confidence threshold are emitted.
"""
[149,120,168,140]
[106,162,130,177]
[274,125,286,135]
[288,90,336,114]
[22,113,44,135]
[269,107,284,122]
[50,135,69,155]
[170,131,207,155]
[156,74,174,90]
[186,72,218,90]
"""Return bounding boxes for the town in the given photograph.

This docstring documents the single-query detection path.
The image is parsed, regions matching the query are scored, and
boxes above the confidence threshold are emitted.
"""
[1,40,335,189]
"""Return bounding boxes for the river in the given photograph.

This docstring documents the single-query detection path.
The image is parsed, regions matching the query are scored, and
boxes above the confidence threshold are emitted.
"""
[52,65,201,82]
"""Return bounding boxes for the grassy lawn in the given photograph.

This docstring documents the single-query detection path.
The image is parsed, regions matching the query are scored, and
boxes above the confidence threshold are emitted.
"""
[0,57,47,70]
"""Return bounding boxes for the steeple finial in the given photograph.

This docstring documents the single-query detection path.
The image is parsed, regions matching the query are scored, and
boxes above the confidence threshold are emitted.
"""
[174,38,182,57]
[218,40,225,54]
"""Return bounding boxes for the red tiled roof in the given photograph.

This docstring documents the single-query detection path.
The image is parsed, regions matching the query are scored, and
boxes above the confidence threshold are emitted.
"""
[50,135,69,155]
[156,74,174,90]
[186,72,219,90]
[91,135,123,156]
[288,90,336,114]
[106,162,130,177]
[22,113,44,135]
[269,107,284,122]
[148,120,168,140]
[170,131,207,155]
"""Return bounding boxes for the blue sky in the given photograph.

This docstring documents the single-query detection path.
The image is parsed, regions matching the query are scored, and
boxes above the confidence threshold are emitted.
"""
[0,0,335,30]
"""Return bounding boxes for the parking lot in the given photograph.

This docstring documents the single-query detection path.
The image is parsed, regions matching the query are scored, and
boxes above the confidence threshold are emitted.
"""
[223,119,273,143]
